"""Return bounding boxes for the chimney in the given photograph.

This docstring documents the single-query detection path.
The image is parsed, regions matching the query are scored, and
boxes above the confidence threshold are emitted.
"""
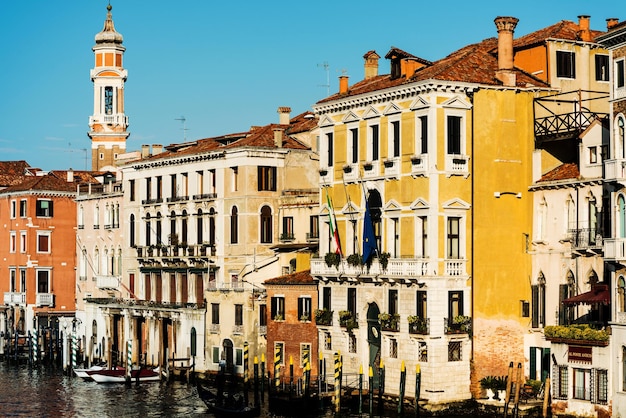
[67,169,74,183]
[578,15,592,42]
[277,107,291,125]
[363,50,380,80]
[494,16,519,87]
[339,75,349,94]
[152,144,163,155]
[607,18,619,30]
[273,128,284,148]
[141,144,150,158]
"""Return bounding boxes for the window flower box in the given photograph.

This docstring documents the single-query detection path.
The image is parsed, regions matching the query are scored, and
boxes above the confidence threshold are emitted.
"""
[379,312,400,332]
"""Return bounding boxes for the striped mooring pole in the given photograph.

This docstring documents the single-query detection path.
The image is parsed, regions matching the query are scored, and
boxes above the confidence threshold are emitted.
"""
[126,340,132,380]
[32,330,38,364]
[334,352,340,413]
[243,342,249,405]
[274,344,282,389]
[71,332,77,372]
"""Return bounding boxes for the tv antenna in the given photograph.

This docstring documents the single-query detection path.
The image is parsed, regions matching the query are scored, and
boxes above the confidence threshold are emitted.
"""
[175,116,189,142]
[317,61,330,96]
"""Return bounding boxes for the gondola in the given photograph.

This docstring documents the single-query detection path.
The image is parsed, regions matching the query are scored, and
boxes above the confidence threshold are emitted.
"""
[197,382,260,418]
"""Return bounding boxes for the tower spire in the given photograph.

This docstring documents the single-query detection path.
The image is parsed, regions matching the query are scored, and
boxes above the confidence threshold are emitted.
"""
[88,4,129,171]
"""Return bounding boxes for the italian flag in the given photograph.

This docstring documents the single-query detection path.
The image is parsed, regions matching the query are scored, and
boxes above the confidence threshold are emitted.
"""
[326,191,343,256]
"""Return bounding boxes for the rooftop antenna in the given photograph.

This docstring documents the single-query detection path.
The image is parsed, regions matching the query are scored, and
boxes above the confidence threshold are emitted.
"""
[317,61,330,96]
[67,142,88,170]
[175,116,188,142]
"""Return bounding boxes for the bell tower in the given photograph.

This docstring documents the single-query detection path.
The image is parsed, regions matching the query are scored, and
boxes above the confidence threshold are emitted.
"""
[88,4,129,171]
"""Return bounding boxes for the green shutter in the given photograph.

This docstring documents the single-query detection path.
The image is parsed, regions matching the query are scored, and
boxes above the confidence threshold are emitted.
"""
[529,347,537,380]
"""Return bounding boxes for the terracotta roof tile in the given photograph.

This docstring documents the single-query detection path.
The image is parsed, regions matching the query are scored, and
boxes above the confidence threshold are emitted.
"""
[512,20,605,50]
[1,173,78,193]
[0,161,31,187]
[537,162,580,182]
[264,269,314,285]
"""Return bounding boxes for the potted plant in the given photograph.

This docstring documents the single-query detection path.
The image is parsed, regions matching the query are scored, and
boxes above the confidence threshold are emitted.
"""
[480,376,500,401]
[273,313,284,321]
[314,308,333,326]
[408,315,428,334]
[378,312,400,332]
[300,312,311,322]
[378,252,390,270]
[342,164,352,173]
[363,162,373,171]
[383,159,394,168]
[346,253,362,267]
[319,168,328,176]
[325,252,341,269]
[339,310,358,332]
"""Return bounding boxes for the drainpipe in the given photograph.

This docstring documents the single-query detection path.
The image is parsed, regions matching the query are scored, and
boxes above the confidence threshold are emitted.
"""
[469,89,475,384]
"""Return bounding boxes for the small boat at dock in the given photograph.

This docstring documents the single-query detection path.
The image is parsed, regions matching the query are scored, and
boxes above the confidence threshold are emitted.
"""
[89,366,161,383]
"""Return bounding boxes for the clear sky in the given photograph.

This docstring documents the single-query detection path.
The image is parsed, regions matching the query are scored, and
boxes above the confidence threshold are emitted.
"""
[1,1,625,171]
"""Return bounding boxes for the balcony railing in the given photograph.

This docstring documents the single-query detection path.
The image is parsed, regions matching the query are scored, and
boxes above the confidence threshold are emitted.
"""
[446,155,469,175]
[192,193,217,201]
[383,158,400,179]
[141,198,162,205]
[311,257,431,277]
[36,293,54,307]
[604,238,626,261]
[306,232,319,242]
[166,195,189,203]
[444,259,466,276]
[534,110,608,141]
[408,317,430,335]
[410,154,428,177]
[3,292,26,304]
[568,228,603,250]
[96,275,120,289]
[604,159,626,184]
[279,233,295,242]
[445,316,471,335]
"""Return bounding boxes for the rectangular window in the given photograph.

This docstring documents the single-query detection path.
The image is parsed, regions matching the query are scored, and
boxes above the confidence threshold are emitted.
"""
[573,368,591,400]
[447,116,462,155]
[347,288,357,316]
[389,339,398,358]
[350,128,359,164]
[235,304,243,326]
[348,334,357,354]
[259,304,267,327]
[326,133,334,167]
[595,54,609,81]
[258,166,277,191]
[418,215,428,258]
[309,215,319,239]
[391,218,399,258]
[617,59,625,89]
[37,233,50,253]
[531,284,546,328]
[10,231,16,253]
[145,177,152,201]
[170,174,176,198]
[36,200,53,217]
[418,341,428,362]
[556,51,576,78]
[447,217,460,259]
[37,270,49,293]
[589,146,597,164]
[20,269,26,292]
[370,124,379,161]
[9,269,16,292]
[448,341,462,361]
[322,287,331,310]
[236,349,243,366]
[20,231,26,253]
[211,303,220,324]
[156,176,163,200]
[232,167,238,192]
[129,179,135,202]
[391,120,400,158]
[282,217,294,240]
[298,297,312,321]
[556,365,569,399]
[388,289,398,315]
[212,347,220,363]
[595,369,608,404]
[417,291,427,319]
[324,332,332,350]
[10,200,16,218]
[448,291,464,319]
[271,296,285,320]
[19,200,27,217]
[419,115,428,154]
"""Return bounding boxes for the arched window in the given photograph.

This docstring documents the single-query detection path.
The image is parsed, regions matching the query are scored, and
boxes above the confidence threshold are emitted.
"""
[532,273,546,328]
[588,197,598,245]
[80,247,87,279]
[181,210,188,244]
[537,198,547,241]
[367,189,383,252]
[588,270,599,285]
[209,207,216,246]
[94,205,100,229]
[117,248,122,276]
[617,276,626,312]
[565,196,575,235]
[196,209,203,244]
[559,271,576,325]
[78,205,84,229]
[145,213,151,246]
[94,248,100,275]
[170,211,177,244]
[230,206,238,244]
[129,213,136,247]
[260,205,272,243]
[619,195,626,238]
[156,212,162,245]
[617,116,625,159]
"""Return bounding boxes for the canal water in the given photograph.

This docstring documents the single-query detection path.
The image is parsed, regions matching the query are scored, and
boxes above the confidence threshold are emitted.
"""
[0,362,488,417]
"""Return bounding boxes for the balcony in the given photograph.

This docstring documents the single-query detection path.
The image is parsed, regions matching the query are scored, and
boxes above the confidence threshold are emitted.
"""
[604,159,626,185]
[544,324,609,347]
[410,154,428,177]
[445,155,469,176]
[96,275,120,289]
[444,259,466,276]
[306,232,319,242]
[383,158,400,179]
[379,313,400,332]
[445,316,471,335]
[535,109,608,143]
[141,198,162,205]
[89,114,128,126]
[604,238,626,262]
[314,308,333,326]
[338,311,358,332]
[408,316,430,335]
[568,228,603,257]
[36,293,54,307]
[311,256,432,279]
[279,233,295,242]
[192,193,217,201]
[3,292,26,305]
[166,195,189,203]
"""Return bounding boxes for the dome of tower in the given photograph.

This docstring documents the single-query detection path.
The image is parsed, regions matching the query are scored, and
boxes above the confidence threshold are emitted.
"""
[94,4,123,44]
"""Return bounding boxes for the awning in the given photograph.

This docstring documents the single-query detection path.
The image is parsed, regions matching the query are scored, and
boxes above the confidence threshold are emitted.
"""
[562,284,610,306]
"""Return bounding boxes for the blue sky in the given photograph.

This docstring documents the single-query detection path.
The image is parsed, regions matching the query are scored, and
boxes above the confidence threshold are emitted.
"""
[1,1,625,171]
